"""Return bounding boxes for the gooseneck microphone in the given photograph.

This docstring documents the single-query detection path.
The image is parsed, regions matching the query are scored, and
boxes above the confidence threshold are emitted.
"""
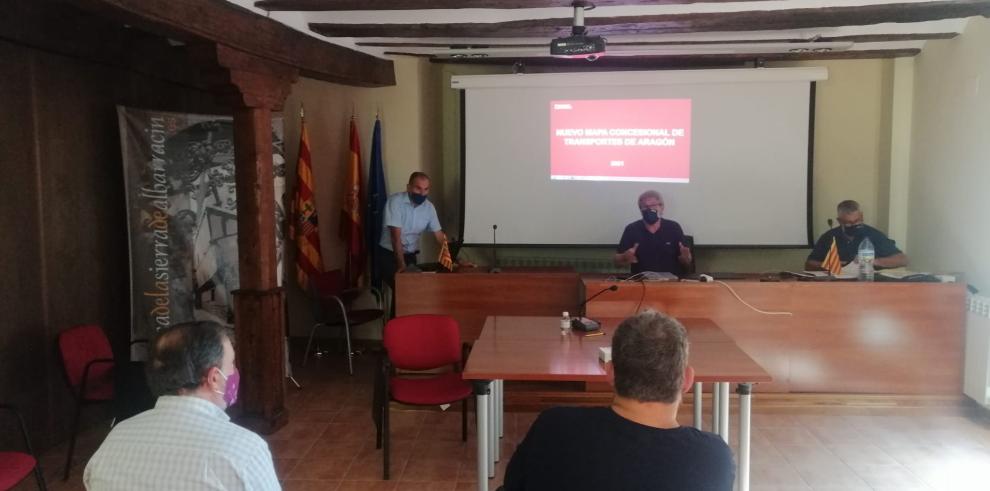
[572,285,619,331]
[827,218,835,229]
[490,224,500,274]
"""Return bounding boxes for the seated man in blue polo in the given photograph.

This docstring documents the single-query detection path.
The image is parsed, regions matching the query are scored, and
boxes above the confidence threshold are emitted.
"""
[376,171,446,291]
[503,310,734,491]
[614,190,692,277]
[805,200,908,271]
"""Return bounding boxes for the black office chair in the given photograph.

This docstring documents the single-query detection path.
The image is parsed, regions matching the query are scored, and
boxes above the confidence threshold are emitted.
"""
[682,235,697,275]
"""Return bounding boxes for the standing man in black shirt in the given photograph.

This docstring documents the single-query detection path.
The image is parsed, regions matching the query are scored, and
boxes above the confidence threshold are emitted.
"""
[615,190,692,277]
[805,200,908,271]
[503,311,735,491]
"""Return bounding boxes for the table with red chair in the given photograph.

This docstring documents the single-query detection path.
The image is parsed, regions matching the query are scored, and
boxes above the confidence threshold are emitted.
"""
[462,316,772,491]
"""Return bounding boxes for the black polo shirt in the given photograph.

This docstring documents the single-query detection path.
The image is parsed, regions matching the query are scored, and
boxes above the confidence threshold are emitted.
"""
[617,219,685,276]
[807,225,902,264]
[503,406,734,491]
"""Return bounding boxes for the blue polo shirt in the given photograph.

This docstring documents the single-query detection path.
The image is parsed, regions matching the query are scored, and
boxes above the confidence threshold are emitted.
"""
[808,225,901,264]
[379,192,441,254]
[617,219,686,276]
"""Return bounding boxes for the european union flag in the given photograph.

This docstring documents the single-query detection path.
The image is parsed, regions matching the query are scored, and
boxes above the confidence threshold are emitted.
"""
[366,118,387,290]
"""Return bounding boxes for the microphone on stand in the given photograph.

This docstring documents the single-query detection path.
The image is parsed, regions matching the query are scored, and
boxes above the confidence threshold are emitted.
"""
[572,285,619,331]
[827,218,835,229]
[490,224,500,273]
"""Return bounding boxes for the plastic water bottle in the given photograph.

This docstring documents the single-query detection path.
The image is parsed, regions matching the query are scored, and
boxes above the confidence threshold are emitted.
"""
[858,237,875,282]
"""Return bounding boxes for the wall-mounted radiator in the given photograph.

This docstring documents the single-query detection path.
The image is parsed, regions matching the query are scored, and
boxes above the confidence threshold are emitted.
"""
[964,294,990,407]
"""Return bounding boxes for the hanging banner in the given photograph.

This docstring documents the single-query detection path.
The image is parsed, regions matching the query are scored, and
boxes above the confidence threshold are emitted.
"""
[118,107,286,345]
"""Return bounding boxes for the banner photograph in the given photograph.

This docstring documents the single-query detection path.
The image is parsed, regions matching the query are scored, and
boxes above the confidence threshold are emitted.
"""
[117,107,285,346]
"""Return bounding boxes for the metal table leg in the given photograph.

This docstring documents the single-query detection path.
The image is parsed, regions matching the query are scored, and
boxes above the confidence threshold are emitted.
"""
[473,381,491,491]
[737,383,753,491]
[494,380,501,463]
[497,380,504,438]
[693,382,702,430]
[711,382,721,434]
[718,382,730,443]
[488,384,495,477]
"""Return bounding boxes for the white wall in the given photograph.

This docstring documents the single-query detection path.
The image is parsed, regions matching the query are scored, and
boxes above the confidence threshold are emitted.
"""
[908,17,990,292]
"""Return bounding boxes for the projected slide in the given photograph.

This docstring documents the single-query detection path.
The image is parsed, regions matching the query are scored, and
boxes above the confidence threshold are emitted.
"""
[550,99,692,183]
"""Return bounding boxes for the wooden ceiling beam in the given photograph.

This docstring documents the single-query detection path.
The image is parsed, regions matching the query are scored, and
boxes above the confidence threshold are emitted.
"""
[257,0,766,10]
[310,0,990,38]
[63,0,395,87]
[357,32,959,48]
[427,48,922,66]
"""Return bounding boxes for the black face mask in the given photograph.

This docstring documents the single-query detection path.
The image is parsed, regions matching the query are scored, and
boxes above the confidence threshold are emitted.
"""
[409,192,427,205]
[641,209,660,225]
[842,223,865,236]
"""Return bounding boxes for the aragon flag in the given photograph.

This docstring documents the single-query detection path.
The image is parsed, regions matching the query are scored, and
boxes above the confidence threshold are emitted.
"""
[340,118,365,287]
[290,108,324,292]
[822,237,843,276]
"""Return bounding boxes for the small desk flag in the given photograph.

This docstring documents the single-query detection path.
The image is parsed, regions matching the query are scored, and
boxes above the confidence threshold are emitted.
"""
[822,237,842,276]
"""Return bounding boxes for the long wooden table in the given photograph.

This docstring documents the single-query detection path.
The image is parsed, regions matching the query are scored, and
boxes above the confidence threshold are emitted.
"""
[463,316,771,491]
[582,278,967,394]
[397,271,966,395]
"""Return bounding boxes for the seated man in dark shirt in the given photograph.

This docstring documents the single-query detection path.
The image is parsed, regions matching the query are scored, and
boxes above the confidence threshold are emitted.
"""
[805,200,908,270]
[615,190,692,277]
[503,311,735,491]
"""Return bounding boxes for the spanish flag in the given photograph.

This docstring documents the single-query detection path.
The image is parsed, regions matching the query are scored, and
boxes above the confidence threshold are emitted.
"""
[290,108,324,291]
[340,119,365,287]
[822,237,842,276]
[439,238,454,271]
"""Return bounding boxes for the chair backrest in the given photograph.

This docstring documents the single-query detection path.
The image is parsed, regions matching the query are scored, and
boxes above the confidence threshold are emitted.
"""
[384,315,462,371]
[682,234,697,275]
[57,324,114,392]
[310,269,345,298]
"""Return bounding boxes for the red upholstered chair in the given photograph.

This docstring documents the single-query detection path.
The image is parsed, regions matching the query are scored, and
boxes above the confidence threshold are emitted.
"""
[0,404,46,490]
[57,324,115,480]
[303,269,384,375]
[374,315,472,479]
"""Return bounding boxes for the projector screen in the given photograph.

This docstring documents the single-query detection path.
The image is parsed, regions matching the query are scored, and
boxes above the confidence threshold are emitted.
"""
[454,68,826,247]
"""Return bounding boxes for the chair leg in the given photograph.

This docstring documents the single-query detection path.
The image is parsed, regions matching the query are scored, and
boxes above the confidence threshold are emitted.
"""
[343,317,354,375]
[382,400,390,480]
[375,399,383,449]
[63,401,83,480]
[462,398,468,442]
[34,463,47,491]
[302,322,320,366]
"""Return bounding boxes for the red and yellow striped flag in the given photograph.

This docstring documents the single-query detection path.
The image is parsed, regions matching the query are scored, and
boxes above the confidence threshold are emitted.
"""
[290,112,323,291]
[822,237,842,276]
[439,238,454,271]
[340,119,365,287]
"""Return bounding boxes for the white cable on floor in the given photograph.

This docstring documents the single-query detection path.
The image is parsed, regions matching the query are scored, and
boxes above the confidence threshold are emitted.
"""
[715,280,793,316]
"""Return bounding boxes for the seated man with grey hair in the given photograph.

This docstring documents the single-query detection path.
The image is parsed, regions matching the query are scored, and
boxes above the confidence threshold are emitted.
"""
[503,311,734,491]
[805,199,908,271]
[615,190,692,277]
[84,322,279,490]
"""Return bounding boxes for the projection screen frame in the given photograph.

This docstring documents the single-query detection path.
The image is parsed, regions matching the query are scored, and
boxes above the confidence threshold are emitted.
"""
[457,70,821,249]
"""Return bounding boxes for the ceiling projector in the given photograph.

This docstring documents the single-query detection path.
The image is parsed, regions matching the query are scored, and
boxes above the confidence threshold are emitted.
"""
[551,34,606,60]
[551,3,605,61]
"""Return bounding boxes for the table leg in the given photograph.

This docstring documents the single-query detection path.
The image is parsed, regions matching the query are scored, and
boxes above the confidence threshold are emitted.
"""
[711,382,721,434]
[718,382,730,443]
[693,382,702,430]
[473,381,491,491]
[487,385,495,477]
[737,383,753,491]
[497,380,504,439]
[492,380,502,462]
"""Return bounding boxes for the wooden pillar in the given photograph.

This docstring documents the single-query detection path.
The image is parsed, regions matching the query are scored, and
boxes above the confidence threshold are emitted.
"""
[195,44,297,433]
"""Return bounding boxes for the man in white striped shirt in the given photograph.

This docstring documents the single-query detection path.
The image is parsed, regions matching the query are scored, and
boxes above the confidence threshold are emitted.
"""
[84,321,280,490]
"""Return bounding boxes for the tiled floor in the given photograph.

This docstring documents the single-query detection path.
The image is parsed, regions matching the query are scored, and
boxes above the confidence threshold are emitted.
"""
[17,350,990,491]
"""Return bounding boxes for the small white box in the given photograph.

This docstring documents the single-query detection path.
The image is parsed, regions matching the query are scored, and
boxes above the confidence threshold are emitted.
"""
[598,346,612,363]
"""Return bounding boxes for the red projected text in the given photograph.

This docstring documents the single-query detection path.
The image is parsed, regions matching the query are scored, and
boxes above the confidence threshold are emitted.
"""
[550,99,691,182]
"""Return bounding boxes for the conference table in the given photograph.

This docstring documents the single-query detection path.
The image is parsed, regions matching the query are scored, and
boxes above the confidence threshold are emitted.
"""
[462,315,772,491]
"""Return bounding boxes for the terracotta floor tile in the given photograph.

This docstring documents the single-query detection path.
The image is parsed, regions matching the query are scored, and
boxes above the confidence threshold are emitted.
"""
[399,457,462,482]
[287,457,355,480]
[281,479,341,491]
